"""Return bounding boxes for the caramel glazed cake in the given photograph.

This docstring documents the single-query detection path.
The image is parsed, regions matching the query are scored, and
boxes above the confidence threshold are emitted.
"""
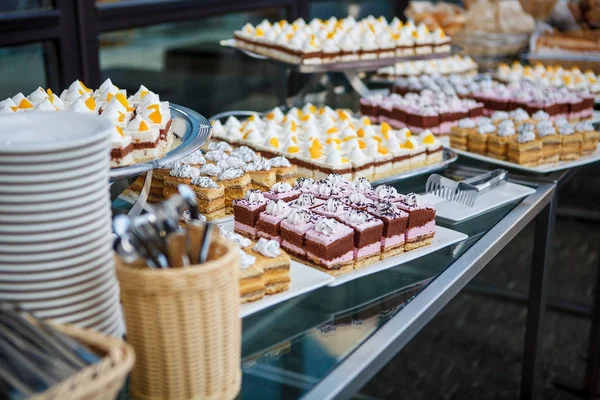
[0,79,174,168]
[232,174,436,276]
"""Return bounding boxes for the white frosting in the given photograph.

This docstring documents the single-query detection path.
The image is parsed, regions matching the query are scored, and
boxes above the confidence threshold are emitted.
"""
[323,198,343,212]
[218,168,244,181]
[346,210,368,224]
[33,99,57,112]
[271,182,293,193]
[222,229,252,248]
[238,249,256,270]
[375,185,397,197]
[0,104,16,114]
[170,164,201,179]
[314,218,339,235]
[244,190,266,202]
[269,156,291,167]
[191,176,219,189]
[253,238,281,258]
[28,87,48,105]
[348,191,369,204]
[266,200,290,216]
[198,164,222,176]
[352,177,372,191]
[67,98,93,113]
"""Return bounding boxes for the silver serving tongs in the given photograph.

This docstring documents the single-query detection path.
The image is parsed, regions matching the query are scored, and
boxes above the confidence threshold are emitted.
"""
[426,169,507,207]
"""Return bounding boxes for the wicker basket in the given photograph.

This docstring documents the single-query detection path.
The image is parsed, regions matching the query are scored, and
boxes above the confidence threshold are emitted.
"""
[31,322,135,400]
[115,234,241,400]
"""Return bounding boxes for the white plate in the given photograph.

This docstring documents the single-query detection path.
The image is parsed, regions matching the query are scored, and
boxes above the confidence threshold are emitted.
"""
[0,177,107,205]
[0,205,109,234]
[0,141,108,172]
[240,262,334,318]
[420,181,536,224]
[0,252,113,285]
[32,285,119,320]
[0,138,108,164]
[0,272,116,302]
[0,191,108,214]
[444,139,600,174]
[0,193,109,222]
[0,225,111,257]
[0,166,107,194]
[0,153,108,183]
[0,112,112,153]
[0,210,110,244]
[0,239,111,269]
[327,226,468,287]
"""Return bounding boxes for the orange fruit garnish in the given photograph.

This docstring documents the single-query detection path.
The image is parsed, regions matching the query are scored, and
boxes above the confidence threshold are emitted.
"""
[149,110,162,124]
[19,99,33,109]
[269,137,279,148]
[139,121,149,131]
[116,127,124,137]
[288,145,299,153]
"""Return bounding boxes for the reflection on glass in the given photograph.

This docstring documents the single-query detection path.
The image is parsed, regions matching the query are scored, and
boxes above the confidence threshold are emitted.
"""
[0,43,46,100]
[98,10,288,117]
[0,0,51,12]
[309,0,394,20]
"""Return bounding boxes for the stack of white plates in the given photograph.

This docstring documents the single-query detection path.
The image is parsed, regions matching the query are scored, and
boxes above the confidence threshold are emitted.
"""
[0,112,123,337]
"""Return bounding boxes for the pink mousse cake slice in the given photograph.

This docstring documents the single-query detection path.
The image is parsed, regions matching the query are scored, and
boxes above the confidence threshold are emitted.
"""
[280,209,324,258]
[311,180,349,200]
[262,182,301,202]
[288,193,326,209]
[394,193,436,251]
[305,218,355,275]
[366,201,409,259]
[232,190,269,238]
[337,209,383,268]
[312,198,353,219]
[255,200,291,243]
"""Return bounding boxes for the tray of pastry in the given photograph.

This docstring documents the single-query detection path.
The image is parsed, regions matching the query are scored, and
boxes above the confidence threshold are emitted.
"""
[445,113,600,173]
[221,16,455,74]
[209,106,458,186]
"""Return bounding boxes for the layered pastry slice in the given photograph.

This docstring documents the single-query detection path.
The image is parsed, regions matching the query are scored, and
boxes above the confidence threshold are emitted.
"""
[304,218,355,276]
[109,126,134,167]
[338,209,383,269]
[536,121,561,164]
[420,130,443,165]
[558,124,582,161]
[244,158,276,191]
[507,129,542,166]
[486,121,516,161]
[256,200,292,242]
[269,156,297,185]
[237,250,265,303]
[248,238,291,295]
[163,164,201,186]
[124,115,166,161]
[450,118,476,150]
[395,193,436,251]
[366,201,408,259]
[468,123,496,155]
[233,190,269,239]
[280,209,322,259]
[575,122,599,156]
[217,168,251,212]
[188,177,226,220]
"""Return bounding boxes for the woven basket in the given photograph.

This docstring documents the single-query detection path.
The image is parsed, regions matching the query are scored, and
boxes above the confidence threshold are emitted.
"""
[115,234,241,400]
[31,322,135,400]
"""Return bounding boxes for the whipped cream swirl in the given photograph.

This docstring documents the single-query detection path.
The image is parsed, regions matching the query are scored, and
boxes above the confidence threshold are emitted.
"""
[253,238,281,258]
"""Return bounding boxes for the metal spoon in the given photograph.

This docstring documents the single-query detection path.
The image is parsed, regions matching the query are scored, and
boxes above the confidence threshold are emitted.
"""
[177,184,200,220]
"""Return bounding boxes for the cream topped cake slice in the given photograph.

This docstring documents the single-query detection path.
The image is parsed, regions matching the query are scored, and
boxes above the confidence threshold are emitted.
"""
[280,209,323,259]
[338,209,384,269]
[233,190,269,239]
[394,193,436,251]
[366,201,408,259]
[256,200,292,243]
[305,218,355,275]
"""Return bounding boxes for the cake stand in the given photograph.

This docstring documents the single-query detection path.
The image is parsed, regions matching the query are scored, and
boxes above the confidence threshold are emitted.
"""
[220,39,461,101]
[111,104,211,216]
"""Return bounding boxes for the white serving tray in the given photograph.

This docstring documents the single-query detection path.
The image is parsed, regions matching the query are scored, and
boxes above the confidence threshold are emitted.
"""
[216,220,334,318]
[420,181,536,224]
[327,226,467,287]
[440,136,600,173]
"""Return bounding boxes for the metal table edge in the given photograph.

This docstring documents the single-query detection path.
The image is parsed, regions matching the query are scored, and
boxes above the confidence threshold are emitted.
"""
[302,181,557,400]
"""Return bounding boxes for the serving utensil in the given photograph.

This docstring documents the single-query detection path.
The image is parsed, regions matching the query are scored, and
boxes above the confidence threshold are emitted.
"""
[426,169,508,207]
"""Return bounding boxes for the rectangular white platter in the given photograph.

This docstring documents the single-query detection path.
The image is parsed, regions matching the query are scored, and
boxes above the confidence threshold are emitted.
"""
[217,220,335,318]
[439,136,600,174]
[420,181,536,224]
[327,226,467,287]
